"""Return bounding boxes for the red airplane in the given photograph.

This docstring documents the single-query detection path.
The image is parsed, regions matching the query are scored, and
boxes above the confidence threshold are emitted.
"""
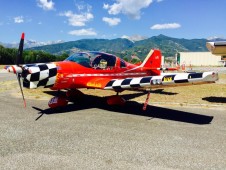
[5,33,219,109]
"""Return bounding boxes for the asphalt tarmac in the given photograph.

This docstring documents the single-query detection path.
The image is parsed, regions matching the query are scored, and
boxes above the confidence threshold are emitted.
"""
[0,72,226,169]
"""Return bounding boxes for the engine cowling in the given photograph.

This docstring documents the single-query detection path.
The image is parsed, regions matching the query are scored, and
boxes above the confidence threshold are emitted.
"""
[22,63,58,89]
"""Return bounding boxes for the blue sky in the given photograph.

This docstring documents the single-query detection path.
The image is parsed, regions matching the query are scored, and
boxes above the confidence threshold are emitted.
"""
[0,0,226,43]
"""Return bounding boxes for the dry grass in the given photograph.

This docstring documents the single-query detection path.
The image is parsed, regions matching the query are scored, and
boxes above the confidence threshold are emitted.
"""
[219,74,226,78]
[0,65,5,69]
[0,81,17,93]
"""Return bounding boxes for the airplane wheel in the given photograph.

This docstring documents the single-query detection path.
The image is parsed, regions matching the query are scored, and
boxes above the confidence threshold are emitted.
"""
[107,95,126,106]
[48,96,68,108]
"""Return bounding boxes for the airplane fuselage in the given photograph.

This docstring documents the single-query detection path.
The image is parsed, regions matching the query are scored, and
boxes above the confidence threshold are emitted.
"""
[22,60,155,90]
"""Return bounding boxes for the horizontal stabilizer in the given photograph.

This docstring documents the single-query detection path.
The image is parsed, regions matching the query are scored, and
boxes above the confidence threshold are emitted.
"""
[142,67,178,71]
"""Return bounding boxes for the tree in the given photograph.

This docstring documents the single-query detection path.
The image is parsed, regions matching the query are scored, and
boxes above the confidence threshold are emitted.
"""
[56,53,69,61]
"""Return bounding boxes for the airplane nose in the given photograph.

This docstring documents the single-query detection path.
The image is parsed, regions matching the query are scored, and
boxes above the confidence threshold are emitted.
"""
[22,63,58,89]
[5,65,22,74]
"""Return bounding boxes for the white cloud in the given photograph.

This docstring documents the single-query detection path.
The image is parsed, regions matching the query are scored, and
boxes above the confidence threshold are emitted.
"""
[14,16,24,23]
[75,2,92,13]
[76,4,85,12]
[150,23,181,29]
[156,0,163,2]
[107,3,122,15]
[60,10,94,26]
[102,17,121,26]
[103,3,110,10]
[37,0,55,11]
[103,0,153,20]
[68,28,97,36]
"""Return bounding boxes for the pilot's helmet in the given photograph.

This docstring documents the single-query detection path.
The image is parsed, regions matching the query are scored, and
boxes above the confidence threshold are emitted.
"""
[99,59,107,69]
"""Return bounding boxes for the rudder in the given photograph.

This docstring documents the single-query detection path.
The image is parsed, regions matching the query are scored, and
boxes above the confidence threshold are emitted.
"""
[141,49,162,75]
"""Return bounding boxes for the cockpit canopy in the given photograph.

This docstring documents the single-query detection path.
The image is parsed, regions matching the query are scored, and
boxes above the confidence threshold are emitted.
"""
[64,51,117,69]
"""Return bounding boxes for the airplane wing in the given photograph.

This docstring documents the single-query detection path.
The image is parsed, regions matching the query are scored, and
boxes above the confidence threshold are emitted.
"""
[83,71,218,110]
[103,71,218,90]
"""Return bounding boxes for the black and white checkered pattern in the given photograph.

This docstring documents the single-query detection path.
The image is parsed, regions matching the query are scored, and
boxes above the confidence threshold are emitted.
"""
[22,63,57,89]
[104,72,218,90]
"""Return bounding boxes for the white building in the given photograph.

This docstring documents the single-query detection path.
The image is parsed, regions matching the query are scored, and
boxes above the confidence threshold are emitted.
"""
[177,52,222,66]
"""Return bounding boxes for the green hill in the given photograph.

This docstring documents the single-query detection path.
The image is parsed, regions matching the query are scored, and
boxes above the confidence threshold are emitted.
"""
[132,34,207,58]
[28,38,134,54]
[28,34,208,60]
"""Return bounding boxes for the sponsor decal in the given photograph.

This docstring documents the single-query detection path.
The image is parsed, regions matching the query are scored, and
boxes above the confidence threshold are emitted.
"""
[163,77,173,82]
[48,97,58,105]
[87,82,102,88]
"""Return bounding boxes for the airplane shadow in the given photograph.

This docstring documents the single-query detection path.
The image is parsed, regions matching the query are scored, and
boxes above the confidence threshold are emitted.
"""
[33,92,213,125]
[126,89,177,96]
[44,89,178,97]
[149,89,177,95]
[202,96,226,103]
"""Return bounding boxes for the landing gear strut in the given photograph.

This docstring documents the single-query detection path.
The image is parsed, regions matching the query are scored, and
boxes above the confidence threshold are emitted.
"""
[107,90,151,110]
[143,91,151,111]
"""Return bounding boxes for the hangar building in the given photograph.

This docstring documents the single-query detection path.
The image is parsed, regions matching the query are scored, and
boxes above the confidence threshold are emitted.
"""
[177,52,222,66]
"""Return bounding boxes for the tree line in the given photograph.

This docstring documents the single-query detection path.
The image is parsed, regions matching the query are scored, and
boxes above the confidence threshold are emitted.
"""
[0,45,69,65]
[0,45,142,65]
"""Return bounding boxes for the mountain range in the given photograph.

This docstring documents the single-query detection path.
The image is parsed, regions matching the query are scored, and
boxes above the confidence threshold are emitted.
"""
[0,40,64,49]
[2,34,225,60]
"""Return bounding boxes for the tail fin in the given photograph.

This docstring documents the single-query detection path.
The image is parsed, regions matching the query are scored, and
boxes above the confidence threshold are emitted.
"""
[140,49,162,75]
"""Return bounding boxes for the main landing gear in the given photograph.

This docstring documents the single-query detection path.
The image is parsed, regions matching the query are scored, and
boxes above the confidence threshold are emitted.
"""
[106,92,126,106]
[48,89,151,110]
[48,89,83,108]
[107,91,151,110]
[142,91,151,111]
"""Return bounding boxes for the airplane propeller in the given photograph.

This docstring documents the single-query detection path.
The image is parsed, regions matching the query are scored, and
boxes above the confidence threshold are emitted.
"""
[15,33,26,107]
